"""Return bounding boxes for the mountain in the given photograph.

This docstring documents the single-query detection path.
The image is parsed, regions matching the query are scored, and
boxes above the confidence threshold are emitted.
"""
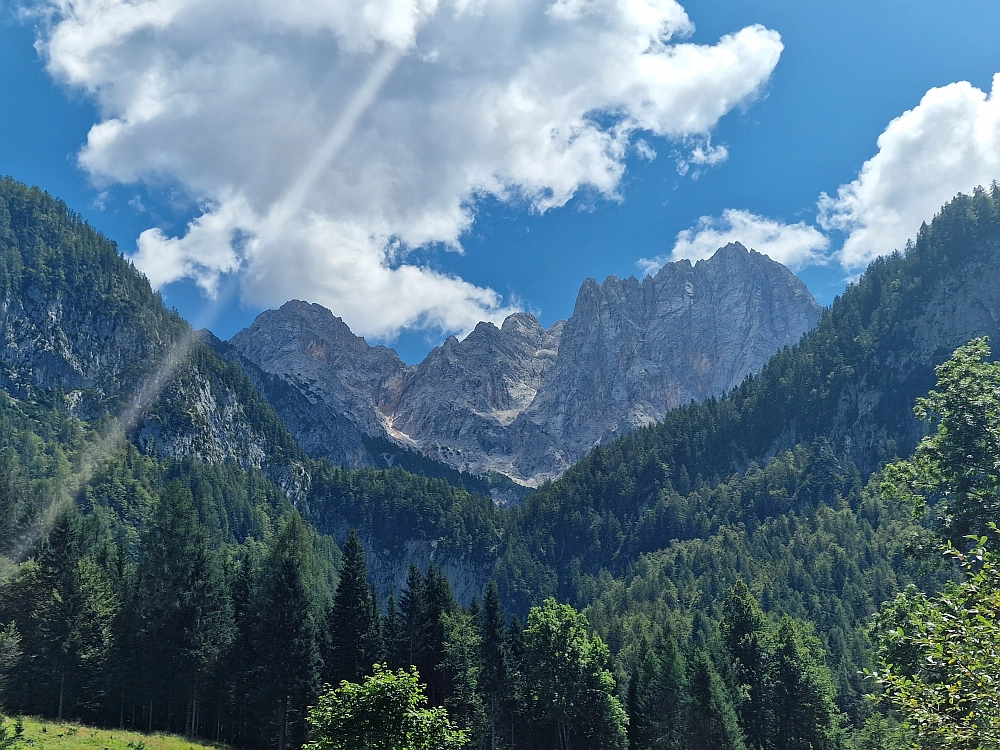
[505,186,1000,603]
[500,242,822,481]
[484,188,1000,713]
[227,243,822,486]
[226,301,406,467]
[0,178,308,501]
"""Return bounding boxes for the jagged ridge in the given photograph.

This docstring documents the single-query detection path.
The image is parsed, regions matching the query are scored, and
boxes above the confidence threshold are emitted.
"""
[227,243,822,486]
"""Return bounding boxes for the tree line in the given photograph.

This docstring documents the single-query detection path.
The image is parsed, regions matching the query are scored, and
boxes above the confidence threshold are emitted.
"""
[0,480,852,750]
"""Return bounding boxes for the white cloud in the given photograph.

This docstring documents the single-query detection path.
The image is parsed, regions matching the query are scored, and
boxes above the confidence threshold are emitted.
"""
[34,0,783,339]
[635,139,657,161]
[640,208,829,275]
[652,73,1000,282]
[819,74,1000,268]
[675,138,727,176]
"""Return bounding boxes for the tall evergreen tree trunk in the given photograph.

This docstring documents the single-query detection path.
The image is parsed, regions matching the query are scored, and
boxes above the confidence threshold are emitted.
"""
[277,696,287,750]
[187,678,199,738]
[57,670,65,721]
[491,695,497,750]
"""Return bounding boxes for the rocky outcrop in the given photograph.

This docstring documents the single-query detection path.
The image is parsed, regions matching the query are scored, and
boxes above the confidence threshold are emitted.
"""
[386,313,563,470]
[502,242,822,481]
[228,300,408,467]
[0,282,181,418]
[226,244,824,486]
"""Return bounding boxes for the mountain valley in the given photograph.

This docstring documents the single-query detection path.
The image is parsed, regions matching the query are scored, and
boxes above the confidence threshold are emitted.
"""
[2,177,1000,749]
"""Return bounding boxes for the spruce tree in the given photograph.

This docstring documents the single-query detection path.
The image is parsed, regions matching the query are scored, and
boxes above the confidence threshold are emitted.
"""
[686,651,746,750]
[325,531,379,684]
[254,511,322,750]
[382,592,405,669]
[504,615,527,750]
[0,450,29,552]
[420,565,456,706]
[442,609,485,738]
[4,503,118,721]
[134,482,234,736]
[628,627,687,750]
[399,564,425,668]
[479,582,508,750]
[721,581,773,750]
[771,618,841,750]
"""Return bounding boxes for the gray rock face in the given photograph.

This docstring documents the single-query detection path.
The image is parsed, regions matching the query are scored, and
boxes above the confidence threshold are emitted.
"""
[0,280,306,496]
[504,242,823,481]
[229,300,408,466]
[387,313,563,466]
[227,244,823,486]
[0,284,176,413]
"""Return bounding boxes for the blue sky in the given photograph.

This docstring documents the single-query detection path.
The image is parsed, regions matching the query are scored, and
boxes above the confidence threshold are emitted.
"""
[2,0,1000,363]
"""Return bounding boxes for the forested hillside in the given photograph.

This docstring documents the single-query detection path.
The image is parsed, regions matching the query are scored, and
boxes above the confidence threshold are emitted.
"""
[2,178,1000,749]
[497,186,1000,608]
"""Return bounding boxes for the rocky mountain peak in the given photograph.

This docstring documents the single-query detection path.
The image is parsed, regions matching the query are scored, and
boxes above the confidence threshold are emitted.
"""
[229,299,407,443]
[224,245,822,486]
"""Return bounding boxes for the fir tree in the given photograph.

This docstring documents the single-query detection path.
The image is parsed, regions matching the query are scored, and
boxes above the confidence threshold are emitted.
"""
[721,581,773,750]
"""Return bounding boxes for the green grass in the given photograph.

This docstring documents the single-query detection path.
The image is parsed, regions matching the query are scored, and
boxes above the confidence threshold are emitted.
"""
[7,717,227,750]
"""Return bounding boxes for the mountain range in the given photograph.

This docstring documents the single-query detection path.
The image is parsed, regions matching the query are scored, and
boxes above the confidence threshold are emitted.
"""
[222,242,821,488]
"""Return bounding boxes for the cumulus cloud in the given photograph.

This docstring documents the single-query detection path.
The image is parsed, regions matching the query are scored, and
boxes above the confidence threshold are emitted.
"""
[650,74,1000,281]
[819,74,1000,268]
[33,0,783,339]
[640,208,829,275]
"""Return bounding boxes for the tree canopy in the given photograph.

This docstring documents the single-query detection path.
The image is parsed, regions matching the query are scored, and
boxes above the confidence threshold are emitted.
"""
[303,665,466,750]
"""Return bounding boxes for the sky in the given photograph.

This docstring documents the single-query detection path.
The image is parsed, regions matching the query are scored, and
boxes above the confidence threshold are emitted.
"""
[1,0,999,364]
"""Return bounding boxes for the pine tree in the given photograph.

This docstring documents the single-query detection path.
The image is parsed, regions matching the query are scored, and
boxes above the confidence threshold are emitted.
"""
[325,531,379,684]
